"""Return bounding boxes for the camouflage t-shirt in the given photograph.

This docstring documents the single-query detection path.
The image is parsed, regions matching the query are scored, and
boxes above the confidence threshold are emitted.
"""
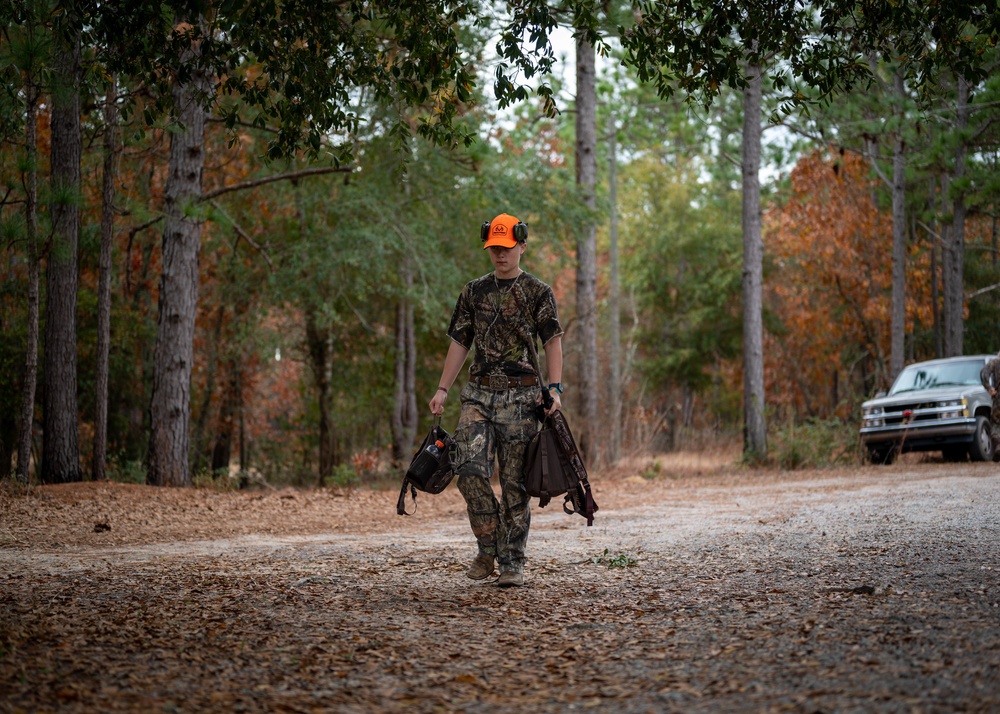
[447,271,563,378]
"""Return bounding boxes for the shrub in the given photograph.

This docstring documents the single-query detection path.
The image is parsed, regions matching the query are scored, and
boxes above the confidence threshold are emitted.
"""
[770,418,859,469]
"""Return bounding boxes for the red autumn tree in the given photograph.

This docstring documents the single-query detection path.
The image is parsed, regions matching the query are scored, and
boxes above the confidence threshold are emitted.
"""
[765,148,933,420]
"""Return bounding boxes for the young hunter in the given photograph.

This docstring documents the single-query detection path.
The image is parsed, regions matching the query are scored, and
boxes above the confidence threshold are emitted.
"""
[429,213,564,588]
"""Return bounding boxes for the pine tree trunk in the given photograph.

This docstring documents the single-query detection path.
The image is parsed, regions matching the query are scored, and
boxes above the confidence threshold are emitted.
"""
[16,75,40,485]
[305,312,336,484]
[193,305,226,474]
[42,22,82,484]
[391,298,408,462]
[575,31,599,465]
[944,76,968,357]
[608,115,622,464]
[93,76,118,481]
[211,360,238,475]
[391,264,417,463]
[889,140,907,379]
[404,291,417,448]
[888,69,908,381]
[991,215,997,270]
[741,64,767,462]
[147,21,209,487]
[929,178,942,358]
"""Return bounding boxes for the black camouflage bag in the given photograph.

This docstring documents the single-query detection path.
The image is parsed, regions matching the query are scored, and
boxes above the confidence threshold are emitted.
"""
[524,407,598,526]
[524,416,574,507]
[396,419,456,516]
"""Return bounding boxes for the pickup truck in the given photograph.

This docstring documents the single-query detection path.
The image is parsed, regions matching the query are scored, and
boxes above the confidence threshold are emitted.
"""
[859,355,995,464]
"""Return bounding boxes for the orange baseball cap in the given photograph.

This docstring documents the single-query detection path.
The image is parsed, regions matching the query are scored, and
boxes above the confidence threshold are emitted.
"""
[482,213,524,249]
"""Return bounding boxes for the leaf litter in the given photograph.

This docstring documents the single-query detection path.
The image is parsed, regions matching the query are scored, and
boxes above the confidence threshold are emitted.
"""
[1,460,999,712]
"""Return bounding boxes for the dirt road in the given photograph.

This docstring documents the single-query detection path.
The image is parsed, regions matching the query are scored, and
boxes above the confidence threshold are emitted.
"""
[2,459,999,712]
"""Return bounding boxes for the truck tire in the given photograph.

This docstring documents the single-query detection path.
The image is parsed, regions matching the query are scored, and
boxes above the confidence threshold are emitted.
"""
[970,415,995,462]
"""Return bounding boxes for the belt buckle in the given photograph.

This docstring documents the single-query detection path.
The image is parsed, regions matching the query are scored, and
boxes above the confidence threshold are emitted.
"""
[488,374,510,390]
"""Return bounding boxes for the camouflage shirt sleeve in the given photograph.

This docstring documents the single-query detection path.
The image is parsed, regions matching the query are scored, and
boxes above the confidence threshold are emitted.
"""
[447,281,476,350]
[532,281,563,346]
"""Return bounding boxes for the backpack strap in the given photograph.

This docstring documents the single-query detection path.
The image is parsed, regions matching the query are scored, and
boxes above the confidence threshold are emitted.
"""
[507,283,554,413]
[563,479,598,526]
[396,479,417,516]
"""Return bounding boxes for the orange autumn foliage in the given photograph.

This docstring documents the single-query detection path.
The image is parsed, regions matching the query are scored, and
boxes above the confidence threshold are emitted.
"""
[764,148,933,420]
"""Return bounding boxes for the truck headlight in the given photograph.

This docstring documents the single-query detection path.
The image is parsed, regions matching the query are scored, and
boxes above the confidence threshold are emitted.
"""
[939,398,968,419]
[863,405,885,427]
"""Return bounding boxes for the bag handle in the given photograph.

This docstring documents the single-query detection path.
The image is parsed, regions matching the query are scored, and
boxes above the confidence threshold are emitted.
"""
[396,480,417,516]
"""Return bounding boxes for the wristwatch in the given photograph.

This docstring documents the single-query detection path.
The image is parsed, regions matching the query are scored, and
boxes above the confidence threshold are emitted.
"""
[547,383,563,394]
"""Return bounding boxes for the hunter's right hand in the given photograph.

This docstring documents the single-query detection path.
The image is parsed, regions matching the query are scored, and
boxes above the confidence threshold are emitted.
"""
[429,389,448,415]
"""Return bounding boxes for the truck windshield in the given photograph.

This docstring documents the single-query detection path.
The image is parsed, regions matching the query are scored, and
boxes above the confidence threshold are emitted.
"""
[890,359,984,395]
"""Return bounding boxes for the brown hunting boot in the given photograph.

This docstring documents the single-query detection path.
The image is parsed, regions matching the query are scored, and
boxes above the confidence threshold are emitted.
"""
[497,571,524,588]
[467,554,495,580]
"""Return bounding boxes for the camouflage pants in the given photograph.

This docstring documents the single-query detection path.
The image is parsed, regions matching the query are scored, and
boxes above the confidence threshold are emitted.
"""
[453,382,539,574]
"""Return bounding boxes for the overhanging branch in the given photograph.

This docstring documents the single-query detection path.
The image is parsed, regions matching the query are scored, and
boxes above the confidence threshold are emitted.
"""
[202,166,353,202]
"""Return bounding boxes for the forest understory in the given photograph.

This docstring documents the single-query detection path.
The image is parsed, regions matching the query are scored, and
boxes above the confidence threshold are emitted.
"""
[2,455,999,713]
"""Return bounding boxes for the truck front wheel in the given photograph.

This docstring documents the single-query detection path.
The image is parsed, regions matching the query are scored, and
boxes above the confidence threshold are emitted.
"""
[970,415,995,462]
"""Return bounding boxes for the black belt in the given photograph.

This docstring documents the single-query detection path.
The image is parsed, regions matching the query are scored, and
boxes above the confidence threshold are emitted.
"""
[471,374,539,390]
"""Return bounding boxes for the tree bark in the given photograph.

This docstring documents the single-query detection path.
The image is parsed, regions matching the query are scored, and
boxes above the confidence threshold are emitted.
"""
[42,20,82,484]
[574,30,599,465]
[889,73,907,382]
[741,64,767,462]
[93,75,118,481]
[147,20,209,487]
[16,73,41,485]
[943,75,969,357]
